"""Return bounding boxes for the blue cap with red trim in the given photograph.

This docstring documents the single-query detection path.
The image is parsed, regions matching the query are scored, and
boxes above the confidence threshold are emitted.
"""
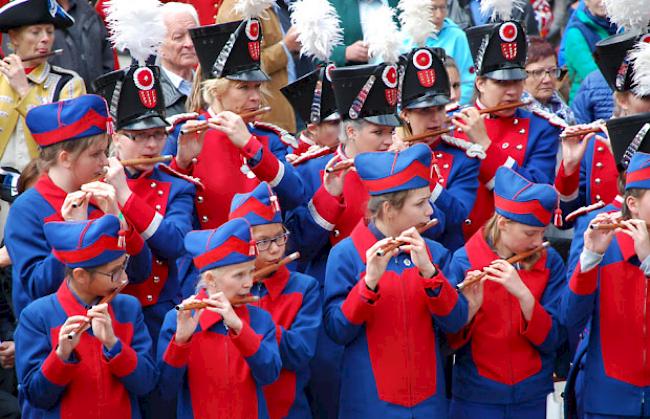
[44,215,126,269]
[26,94,112,148]
[494,167,558,227]
[355,143,432,196]
[626,152,650,190]
[229,182,282,226]
[185,218,257,273]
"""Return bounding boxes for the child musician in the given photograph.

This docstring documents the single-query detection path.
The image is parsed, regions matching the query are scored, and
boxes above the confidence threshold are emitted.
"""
[323,143,468,418]
[157,218,281,418]
[563,151,650,418]
[15,215,157,418]
[448,167,566,419]
[229,182,321,418]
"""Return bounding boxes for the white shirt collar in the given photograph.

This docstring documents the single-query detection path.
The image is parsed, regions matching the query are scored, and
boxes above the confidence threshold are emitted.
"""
[162,66,190,90]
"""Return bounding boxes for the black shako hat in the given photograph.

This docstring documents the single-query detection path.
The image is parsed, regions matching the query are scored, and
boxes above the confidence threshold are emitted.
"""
[466,20,528,80]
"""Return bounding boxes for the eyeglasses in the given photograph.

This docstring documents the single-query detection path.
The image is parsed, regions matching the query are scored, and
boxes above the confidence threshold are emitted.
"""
[525,67,563,80]
[255,231,290,252]
[121,130,167,143]
[92,258,129,282]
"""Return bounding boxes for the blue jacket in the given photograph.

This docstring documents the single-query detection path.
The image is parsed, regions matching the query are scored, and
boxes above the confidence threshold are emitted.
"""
[250,268,321,419]
[157,300,281,419]
[6,174,152,317]
[448,229,566,405]
[323,221,467,418]
[15,280,157,418]
[562,231,650,416]
[570,70,614,124]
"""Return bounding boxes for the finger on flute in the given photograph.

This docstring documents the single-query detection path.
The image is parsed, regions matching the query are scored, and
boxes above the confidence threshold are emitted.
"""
[180,122,209,135]
[376,219,439,256]
[175,295,260,311]
[326,160,354,173]
[560,127,602,139]
[67,281,128,339]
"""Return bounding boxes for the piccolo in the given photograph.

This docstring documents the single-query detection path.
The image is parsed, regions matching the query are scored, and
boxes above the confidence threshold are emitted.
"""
[21,49,63,62]
[560,121,605,139]
[175,295,260,311]
[325,160,354,173]
[253,252,300,280]
[402,101,530,143]
[181,107,273,135]
[121,155,173,167]
[67,280,129,339]
[456,241,550,290]
[376,219,440,257]
[588,221,650,230]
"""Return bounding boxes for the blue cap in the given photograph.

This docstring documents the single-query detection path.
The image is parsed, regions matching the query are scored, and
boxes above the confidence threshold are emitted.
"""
[26,95,111,147]
[44,215,126,269]
[229,182,282,226]
[355,143,432,195]
[185,218,256,272]
[494,167,558,227]
[626,152,650,190]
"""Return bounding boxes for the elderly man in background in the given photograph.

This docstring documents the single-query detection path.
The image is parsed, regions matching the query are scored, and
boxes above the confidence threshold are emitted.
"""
[159,2,199,117]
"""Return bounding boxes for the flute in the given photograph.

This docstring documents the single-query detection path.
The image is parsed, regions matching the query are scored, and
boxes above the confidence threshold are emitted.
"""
[253,252,300,280]
[588,221,650,230]
[21,49,63,62]
[456,242,550,290]
[121,155,173,167]
[325,160,354,174]
[180,106,273,135]
[402,101,530,143]
[560,126,604,139]
[376,219,440,257]
[67,280,129,339]
[175,295,260,311]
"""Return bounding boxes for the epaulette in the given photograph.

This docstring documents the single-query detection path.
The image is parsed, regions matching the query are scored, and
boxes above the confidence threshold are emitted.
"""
[529,105,569,129]
[289,145,335,166]
[50,65,81,78]
[253,121,299,148]
[441,134,486,160]
[165,112,201,134]
[158,163,205,190]
[564,200,605,223]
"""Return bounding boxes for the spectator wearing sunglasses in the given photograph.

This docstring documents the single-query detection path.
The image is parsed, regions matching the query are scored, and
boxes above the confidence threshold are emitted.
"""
[523,36,576,125]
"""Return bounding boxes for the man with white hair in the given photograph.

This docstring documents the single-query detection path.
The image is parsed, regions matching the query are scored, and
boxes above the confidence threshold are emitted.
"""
[159,2,199,117]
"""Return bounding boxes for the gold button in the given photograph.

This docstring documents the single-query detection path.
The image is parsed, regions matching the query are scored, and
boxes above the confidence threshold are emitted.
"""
[501,142,509,149]
[202,215,209,222]
[438,178,444,183]
[197,196,204,203]
[153,276,160,283]
[513,119,519,125]
[436,153,443,158]
[150,182,157,188]
[596,162,603,168]
[519,129,526,134]
[597,146,603,152]
[595,178,601,184]
[147,295,153,302]
[156,259,163,265]
[158,190,164,196]
[516,144,523,150]
[155,204,161,210]
[443,163,449,169]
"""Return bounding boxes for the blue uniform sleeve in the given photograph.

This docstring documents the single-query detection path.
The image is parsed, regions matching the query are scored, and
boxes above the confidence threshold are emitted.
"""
[561,244,599,335]
[6,202,65,317]
[124,241,152,285]
[517,120,561,185]
[427,243,469,333]
[238,310,282,386]
[430,155,480,227]
[277,276,322,371]
[263,137,307,211]
[156,309,186,401]
[15,302,68,410]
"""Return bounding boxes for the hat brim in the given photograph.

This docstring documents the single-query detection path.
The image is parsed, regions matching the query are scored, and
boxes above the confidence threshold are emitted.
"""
[323,112,341,122]
[483,68,528,81]
[403,93,451,110]
[363,114,401,127]
[226,69,270,82]
[120,115,169,131]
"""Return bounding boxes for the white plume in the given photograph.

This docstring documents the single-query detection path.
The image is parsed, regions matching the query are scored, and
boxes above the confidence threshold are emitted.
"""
[365,5,402,65]
[291,0,343,62]
[105,0,166,64]
[398,0,436,47]
[603,0,650,32]
[631,41,650,98]
[479,0,526,22]
[234,0,276,20]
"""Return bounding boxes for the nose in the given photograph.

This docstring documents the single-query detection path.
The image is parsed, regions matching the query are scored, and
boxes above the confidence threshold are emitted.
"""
[99,152,109,166]
[424,201,433,218]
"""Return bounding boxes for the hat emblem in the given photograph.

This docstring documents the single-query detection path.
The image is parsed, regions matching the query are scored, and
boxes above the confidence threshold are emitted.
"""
[133,67,157,109]
[325,63,336,82]
[641,34,650,44]
[499,23,518,60]
[246,19,261,61]
[413,50,435,88]
[382,65,398,106]
[48,0,57,17]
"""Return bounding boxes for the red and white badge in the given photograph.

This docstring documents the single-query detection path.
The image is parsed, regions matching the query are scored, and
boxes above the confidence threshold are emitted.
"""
[133,67,157,109]
[326,63,336,82]
[641,34,650,44]
[246,19,261,61]
[413,49,436,87]
[499,22,518,60]
[382,65,398,106]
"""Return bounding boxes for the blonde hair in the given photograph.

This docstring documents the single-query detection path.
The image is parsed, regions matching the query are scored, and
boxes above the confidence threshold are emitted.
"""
[367,189,411,222]
[483,213,504,246]
[39,133,108,171]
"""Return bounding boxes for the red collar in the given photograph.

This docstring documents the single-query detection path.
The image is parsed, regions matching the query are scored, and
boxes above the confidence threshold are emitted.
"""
[468,227,547,272]
[616,230,637,262]
[56,280,91,317]
[350,220,379,264]
[612,195,624,209]
[34,173,68,215]
[261,265,290,300]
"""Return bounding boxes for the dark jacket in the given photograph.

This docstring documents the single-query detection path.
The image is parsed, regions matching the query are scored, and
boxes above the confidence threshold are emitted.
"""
[50,0,115,90]
[159,68,188,118]
[571,70,614,124]
[447,0,540,34]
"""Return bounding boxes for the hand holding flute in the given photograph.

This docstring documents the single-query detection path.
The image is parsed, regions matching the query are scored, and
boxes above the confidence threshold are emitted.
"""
[586,215,650,262]
[457,242,550,290]
[66,280,129,340]
[175,292,247,343]
[376,219,439,257]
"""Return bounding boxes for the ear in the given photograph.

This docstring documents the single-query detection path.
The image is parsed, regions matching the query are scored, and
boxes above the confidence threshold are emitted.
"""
[305,123,319,136]
[72,268,91,286]
[475,76,487,96]
[345,123,357,142]
[57,149,74,170]
[6,29,19,48]
[400,109,410,125]
[496,215,509,231]
[626,194,639,216]
[382,200,396,220]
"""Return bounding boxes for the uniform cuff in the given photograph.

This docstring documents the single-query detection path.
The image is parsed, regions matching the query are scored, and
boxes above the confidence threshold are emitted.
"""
[121,194,163,240]
[555,162,580,201]
[520,301,552,346]
[309,186,345,231]
[242,137,284,186]
[105,340,137,377]
[418,269,458,316]
[341,275,380,324]
[482,144,516,190]
[42,348,79,386]
[229,321,262,358]
[570,261,599,295]
[163,336,192,368]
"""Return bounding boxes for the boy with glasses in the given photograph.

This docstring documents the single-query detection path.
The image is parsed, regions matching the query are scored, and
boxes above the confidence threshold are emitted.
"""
[228,181,321,419]
[14,215,157,418]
